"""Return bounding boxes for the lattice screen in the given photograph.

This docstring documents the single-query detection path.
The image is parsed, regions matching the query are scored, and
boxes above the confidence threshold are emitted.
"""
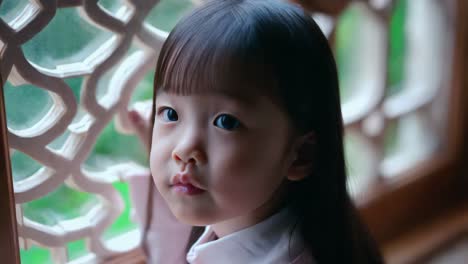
[333,0,450,195]
[0,0,451,263]
[1,0,197,262]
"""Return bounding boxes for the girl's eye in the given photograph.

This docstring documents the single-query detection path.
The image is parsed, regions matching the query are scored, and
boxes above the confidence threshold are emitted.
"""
[160,108,178,122]
[213,114,241,131]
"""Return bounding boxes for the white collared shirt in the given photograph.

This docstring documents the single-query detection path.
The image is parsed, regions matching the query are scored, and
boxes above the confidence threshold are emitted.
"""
[129,175,314,263]
[186,207,315,264]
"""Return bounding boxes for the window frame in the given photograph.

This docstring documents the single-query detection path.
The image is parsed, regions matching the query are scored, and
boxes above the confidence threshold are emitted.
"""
[359,0,468,259]
[0,73,21,263]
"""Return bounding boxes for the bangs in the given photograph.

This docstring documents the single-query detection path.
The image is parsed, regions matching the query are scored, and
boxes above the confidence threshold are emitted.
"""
[154,2,278,104]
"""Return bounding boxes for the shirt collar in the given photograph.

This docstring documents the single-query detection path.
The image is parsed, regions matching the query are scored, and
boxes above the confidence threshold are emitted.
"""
[186,207,306,263]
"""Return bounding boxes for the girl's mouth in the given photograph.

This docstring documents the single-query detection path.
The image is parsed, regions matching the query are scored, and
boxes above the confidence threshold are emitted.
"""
[172,183,206,195]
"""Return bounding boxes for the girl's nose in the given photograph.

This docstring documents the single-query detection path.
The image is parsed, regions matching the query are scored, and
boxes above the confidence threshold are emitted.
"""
[171,130,207,166]
[172,149,206,166]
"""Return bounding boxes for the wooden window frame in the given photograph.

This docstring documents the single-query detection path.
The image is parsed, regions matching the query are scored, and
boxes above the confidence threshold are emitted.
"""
[359,0,468,262]
[1,0,467,263]
[0,75,21,264]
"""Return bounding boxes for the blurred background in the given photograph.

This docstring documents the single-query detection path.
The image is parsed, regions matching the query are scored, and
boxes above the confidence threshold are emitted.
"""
[0,0,467,263]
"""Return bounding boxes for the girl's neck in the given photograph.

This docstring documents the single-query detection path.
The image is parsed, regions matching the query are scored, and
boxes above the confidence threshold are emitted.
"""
[211,181,290,238]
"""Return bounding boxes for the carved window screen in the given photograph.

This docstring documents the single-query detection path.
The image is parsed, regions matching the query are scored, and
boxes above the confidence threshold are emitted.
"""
[327,0,452,199]
[1,0,196,262]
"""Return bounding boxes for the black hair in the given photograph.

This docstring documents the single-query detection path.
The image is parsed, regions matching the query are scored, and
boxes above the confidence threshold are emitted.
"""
[151,0,383,263]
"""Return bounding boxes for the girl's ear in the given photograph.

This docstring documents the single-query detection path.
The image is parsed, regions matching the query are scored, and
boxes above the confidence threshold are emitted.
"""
[287,132,316,181]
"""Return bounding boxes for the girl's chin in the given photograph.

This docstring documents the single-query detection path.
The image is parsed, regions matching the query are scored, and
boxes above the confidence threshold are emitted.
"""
[171,208,215,226]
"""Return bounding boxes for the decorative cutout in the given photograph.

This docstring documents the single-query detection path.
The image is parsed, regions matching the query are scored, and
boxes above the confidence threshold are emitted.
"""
[22,184,100,226]
[386,0,406,97]
[0,0,41,31]
[4,81,54,132]
[381,111,438,177]
[345,130,379,196]
[22,7,115,76]
[10,149,43,182]
[336,2,386,123]
[98,0,135,23]
[144,0,195,32]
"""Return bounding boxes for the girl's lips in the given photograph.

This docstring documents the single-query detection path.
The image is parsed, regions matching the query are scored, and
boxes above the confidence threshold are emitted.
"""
[172,183,206,195]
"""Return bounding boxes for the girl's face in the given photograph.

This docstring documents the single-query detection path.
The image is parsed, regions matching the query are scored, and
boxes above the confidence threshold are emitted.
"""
[150,91,297,237]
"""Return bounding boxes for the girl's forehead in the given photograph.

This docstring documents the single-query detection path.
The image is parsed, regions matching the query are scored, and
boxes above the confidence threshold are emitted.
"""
[156,89,262,108]
[155,85,269,106]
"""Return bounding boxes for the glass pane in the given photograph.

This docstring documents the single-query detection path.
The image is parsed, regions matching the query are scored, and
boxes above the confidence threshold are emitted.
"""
[0,0,31,26]
[102,182,139,240]
[22,7,114,70]
[345,132,377,196]
[47,129,71,152]
[4,82,53,131]
[96,47,154,107]
[98,0,134,22]
[10,150,43,182]
[386,0,407,96]
[98,0,125,13]
[95,45,145,109]
[20,245,52,264]
[383,119,399,158]
[381,112,438,177]
[84,119,148,170]
[335,5,360,102]
[64,77,83,103]
[145,0,194,32]
[66,239,88,261]
[63,76,92,129]
[131,70,154,104]
[335,3,385,104]
[45,77,86,156]
[23,185,99,226]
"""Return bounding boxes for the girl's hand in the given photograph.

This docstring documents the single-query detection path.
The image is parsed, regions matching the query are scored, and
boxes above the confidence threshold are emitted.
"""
[128,100,153,153]
[290,0,350,15]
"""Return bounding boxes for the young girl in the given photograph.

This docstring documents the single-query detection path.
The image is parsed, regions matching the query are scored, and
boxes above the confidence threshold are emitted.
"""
[129,0,383,263]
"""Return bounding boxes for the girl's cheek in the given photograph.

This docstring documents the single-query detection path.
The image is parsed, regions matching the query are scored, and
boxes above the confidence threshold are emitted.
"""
[152,123,177,147]
[153,122,173,136]
[212,141,254,175]
[149,146,160,177]
[149,131,170,171]
[150,140,171,166]
[151,127,180,173]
